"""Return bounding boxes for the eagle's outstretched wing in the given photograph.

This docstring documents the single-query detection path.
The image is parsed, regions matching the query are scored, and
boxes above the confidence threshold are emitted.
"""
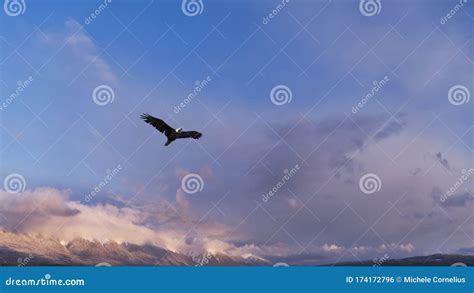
[140,113,173,136]
[176,131,202,140]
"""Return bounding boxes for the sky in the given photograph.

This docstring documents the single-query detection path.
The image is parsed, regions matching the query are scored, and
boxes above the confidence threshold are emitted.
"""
[0,0,473,264]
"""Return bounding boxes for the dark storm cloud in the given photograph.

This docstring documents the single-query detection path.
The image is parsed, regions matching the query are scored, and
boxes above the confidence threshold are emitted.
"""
[441,192,474,208]
[223,114,410,245]
[435,152,450,170]
[254,114,406,185]
[431,187,474,208]
[457,247,474,254]
[207,112,473,259]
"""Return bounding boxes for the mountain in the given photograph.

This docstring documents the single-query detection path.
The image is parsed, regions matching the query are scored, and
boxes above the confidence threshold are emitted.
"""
[0,231,268,266]
[1,231,471,266]
[328,254,474,266]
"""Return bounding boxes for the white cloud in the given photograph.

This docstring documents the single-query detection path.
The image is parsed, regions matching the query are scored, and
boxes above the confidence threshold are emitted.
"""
[0,187,243,256]
[41,18,118,85]
[0,186,418,262]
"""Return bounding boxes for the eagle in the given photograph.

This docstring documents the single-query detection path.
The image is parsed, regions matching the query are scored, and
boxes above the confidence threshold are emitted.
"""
[140,113,202,146]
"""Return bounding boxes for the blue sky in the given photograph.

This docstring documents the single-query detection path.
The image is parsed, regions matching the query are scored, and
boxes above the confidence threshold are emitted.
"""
[0,0,473,264]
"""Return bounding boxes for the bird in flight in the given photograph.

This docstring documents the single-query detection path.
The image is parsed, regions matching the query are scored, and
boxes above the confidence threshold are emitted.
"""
[140,113,202,146]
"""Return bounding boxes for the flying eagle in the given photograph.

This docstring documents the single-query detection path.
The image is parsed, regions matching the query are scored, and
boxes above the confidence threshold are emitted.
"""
[140,113,202,146]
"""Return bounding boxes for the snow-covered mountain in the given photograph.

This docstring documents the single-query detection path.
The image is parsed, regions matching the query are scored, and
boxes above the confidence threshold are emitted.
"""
[3,231,471,266]
[0,231,268,266]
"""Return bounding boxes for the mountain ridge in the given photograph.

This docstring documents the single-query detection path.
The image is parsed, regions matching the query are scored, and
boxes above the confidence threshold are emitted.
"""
[0,230,267,266]
[1,231,472,266]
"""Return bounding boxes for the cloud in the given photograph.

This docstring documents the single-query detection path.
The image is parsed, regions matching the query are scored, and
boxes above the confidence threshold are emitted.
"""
[0,187,245,257]
[435,152,450,170]
[0,187,80,231]
[0,115,471,263]
[247,242,416,265]
[441,192,474,208]
[0,185,418,263]
[41,18,118,85]
[457,247,474,254]
[216,113,472,258]
[0,187,157,243]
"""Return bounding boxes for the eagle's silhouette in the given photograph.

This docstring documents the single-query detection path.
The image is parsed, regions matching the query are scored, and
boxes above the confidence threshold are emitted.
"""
[140,113,202,146]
